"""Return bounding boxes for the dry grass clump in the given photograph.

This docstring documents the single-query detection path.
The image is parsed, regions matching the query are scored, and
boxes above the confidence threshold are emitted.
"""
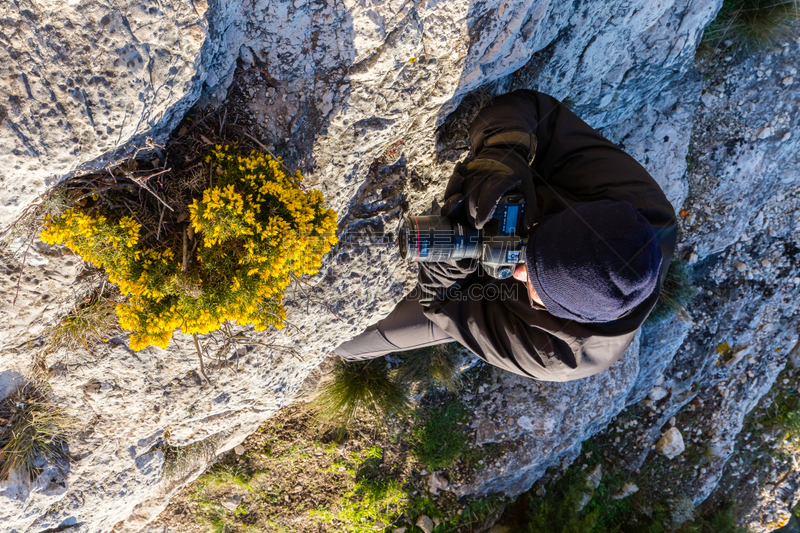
[395,342,462,391]
[44,288,120,355]
[703,0,799,53]
[312,359,409,437]
[646,258,699,326]
[0,381,72,483]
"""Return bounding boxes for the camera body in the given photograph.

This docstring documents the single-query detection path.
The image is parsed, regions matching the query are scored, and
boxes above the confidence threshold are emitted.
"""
[398,193,527,279]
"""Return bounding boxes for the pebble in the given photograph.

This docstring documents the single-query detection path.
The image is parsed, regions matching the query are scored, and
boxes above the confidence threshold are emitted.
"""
[234,445,245,455]
[782,76,794,86]
[736,262,747,272]
[782,131,792,142]
[416,516,434,533]
[761,259,771,267]
[757,126,773,139]
[688,252,699,265]
[701,91,716,107]
[656,427,685,459]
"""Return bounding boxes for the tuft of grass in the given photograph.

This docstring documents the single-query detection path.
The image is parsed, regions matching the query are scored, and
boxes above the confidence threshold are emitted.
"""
[395,342,462,391]
[411,398,469,470]
[0,381,72,483]
[160,435,219,479]
[646,258,699,325]
[193,463,255,494]
[702,0,799,54]
[312,359,409,437]
[44,289,120,355]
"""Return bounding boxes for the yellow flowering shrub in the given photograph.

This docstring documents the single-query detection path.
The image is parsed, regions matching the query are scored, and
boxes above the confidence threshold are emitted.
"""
[41,146,338,351]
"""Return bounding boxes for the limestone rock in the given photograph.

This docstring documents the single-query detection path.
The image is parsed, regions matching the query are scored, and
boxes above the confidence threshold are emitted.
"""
[656,427,685,459]
[0,0,210,226]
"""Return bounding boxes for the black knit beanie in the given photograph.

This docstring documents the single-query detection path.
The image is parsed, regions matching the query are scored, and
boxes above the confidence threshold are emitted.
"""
[526,200,662,323]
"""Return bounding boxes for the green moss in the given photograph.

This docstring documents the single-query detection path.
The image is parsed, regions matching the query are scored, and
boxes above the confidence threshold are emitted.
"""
[411,399,469,470]
[312,478,409,533]
[499,441,748,533]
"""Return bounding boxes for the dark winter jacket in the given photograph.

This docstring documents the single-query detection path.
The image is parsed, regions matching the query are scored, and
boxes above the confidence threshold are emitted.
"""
[418,90,677,382]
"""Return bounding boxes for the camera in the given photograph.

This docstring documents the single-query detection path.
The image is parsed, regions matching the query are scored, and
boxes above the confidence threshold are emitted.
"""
[397,193,527,279]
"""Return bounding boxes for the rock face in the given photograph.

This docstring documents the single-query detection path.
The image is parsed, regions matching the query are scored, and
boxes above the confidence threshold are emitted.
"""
[0,0,212,226]
[454,332,640,497]
[1,0,798,531]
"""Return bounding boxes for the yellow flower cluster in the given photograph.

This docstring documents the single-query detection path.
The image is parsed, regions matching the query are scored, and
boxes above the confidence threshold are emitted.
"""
[41,146,338,352]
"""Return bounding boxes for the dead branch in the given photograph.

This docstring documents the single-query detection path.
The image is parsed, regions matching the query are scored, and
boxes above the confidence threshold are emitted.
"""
[192,333,212,385]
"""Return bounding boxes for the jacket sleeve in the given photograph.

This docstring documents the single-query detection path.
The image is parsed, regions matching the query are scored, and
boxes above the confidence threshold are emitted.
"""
[422,277,638,381]
[417,259,479,307]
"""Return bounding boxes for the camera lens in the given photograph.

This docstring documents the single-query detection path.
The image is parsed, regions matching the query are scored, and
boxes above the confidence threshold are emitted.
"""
[398,215,480,262]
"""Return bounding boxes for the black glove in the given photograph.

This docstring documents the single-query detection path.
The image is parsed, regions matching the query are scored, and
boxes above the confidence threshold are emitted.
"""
[440,157,536,231]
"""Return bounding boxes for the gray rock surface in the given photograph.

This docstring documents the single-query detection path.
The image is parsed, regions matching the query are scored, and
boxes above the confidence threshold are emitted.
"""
[0,0,211,226]
[454,332,640,497]
[1,0,798,531]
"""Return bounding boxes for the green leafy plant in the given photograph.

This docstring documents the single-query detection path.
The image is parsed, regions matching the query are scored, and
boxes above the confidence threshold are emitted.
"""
[396,342,462,391]
[312,359,409,435]
[0,381,72,483]
[703,0,799,53]
[411,398,469,470]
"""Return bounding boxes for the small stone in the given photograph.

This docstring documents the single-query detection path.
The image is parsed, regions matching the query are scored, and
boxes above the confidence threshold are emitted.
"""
[782,76,794,86]
[587,464,603,490]
[761,258,771,267]
[394,528,407,533]
[669,416,676,427]
[656,427,685,459]
[757,126,773,139]
[648,386,668,402]
[736,262,747,272]
[611,482,639,500]
[687,253,699,265]
[221,495,243,511]
[428,473,450,495]
[415,515,434,533]
[782,131,792,142]
[701,91,716,107]
[535,485,546,497]
[234,445,245,456]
